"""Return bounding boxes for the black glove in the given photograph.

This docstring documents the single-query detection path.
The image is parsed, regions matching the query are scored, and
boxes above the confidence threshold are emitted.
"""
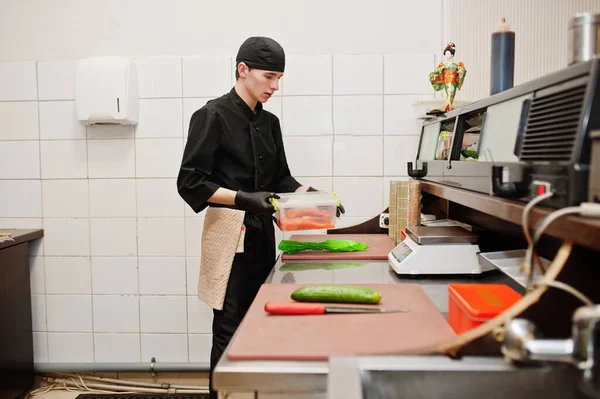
[235,191,279,216]
[308,186,345,217]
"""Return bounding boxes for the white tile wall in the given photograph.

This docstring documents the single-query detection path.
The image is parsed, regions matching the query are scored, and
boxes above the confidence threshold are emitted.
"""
[283,55,332,95]
[140,296,187,333]
[384,95,433,135]
[139,257,186,295]
[40,140,88,179]
[188,334,212,363]
[333,136,383,176]
[186,257,200,296]
[263,96,282,121]
[46,295,93,332]
[185,217,204,257]
[30,256,46,294]
[94,333,141,362]
[135,138,183,178]
[37,61,77,100]
[141,334,188,362]
[90,218,138,256]
[0,141,41,178]
[87,124,135,139]
[29,238,44,257]
[137,218,186,256]
[333,177,384,217]
[93,296,140,333]
[39,101,85,139]
[88,139,135,178]
[89,179,137,217]
[43,218,90,256]
[0,218,43,229]
[137,178,184,217]
[187,297,213,333]
[135,57,182,99]
[33,332,49,363]
[31,294,47,332]
[0,102,39,140]
[283,136,333,177]
[384,54,435,94]
[0,180,42,218]
[45,257,91,294]
[384,136,421,175]
[2,51,432,366]
[136,99,183,138]
[0,62,37,101]
[333,96,383,135]
[333,55,383,95]
[48,333,94,362]
[282,96,332,136]
[91,257,139,295]
[42,180,89,217]
[295,177,333,192]
[183,56,232,98]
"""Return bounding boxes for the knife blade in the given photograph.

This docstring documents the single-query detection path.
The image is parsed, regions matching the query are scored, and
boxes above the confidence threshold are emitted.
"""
[264,302,409,315]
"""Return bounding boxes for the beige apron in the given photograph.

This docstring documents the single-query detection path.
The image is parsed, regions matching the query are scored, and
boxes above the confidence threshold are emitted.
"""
[198,207,246,310]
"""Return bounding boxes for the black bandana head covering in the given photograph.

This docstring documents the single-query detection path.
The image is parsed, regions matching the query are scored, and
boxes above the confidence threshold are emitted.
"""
[236,36,285,73]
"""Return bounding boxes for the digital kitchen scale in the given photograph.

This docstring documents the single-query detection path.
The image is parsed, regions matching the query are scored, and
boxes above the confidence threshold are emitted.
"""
[388,226,494,275]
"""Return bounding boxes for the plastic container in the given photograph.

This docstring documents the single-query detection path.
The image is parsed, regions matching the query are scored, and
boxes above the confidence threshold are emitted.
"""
[273,192,339,231]
[447,283,522,334]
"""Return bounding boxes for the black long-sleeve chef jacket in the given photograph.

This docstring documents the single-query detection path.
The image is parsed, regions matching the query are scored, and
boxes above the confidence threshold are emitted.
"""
[177,88,301,214]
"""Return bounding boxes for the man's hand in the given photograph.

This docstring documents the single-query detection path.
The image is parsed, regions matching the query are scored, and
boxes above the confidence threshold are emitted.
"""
[308,186,345,217]
[235,191,279,215]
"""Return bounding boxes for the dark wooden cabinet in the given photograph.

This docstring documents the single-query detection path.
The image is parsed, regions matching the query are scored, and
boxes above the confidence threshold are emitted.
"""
[0,230,43,399]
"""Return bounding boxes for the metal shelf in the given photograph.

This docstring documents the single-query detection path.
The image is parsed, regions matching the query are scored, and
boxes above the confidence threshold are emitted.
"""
[421,181,600,249]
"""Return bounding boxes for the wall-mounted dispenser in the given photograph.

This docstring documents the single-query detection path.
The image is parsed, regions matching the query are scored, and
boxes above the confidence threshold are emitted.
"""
[75,56,139,126]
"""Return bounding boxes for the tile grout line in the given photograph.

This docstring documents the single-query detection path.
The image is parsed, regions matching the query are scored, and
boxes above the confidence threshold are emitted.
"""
[330,55,335,184]
[382,54,386,204]
[133,122,143,363]
[182,57,191,362]
[85,124,96,362]
[35,61,50,362]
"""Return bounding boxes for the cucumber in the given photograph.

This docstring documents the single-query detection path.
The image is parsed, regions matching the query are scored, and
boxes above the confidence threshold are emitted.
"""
[291,285,381,304]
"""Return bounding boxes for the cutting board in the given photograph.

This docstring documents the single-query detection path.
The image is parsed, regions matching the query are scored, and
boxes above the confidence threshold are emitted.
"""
[281,234,396,261]
[227,283,456,361]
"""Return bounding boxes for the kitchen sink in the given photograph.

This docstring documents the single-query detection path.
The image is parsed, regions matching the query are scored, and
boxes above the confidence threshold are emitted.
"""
[328,355,595,399]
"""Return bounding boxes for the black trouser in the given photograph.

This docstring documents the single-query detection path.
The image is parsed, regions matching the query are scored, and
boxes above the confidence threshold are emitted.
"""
[209,213,275,399]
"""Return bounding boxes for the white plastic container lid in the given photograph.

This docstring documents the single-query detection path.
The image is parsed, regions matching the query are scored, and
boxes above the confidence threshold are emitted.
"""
[275,191,338,208]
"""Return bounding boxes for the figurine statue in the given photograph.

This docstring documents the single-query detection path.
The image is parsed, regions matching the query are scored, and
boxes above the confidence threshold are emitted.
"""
[429,42,467,112]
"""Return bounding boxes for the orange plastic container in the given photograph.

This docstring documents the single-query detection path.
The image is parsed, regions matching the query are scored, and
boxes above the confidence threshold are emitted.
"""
[447,283,522,334]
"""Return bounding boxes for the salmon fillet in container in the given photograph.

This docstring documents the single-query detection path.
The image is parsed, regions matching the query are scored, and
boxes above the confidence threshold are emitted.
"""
[273,192,339,231]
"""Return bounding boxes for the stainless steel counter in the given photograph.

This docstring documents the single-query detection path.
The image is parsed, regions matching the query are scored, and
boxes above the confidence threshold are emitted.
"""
[213,254,518,399]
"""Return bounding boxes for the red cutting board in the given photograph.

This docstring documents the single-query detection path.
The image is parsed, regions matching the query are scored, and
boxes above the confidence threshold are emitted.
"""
[281,234,396,261]
[227,284,456,361]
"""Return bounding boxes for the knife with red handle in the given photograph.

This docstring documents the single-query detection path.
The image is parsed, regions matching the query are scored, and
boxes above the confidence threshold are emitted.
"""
[264,302,408,315]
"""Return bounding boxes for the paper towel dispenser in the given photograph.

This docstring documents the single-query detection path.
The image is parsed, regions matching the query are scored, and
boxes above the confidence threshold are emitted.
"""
[75,57,139,126]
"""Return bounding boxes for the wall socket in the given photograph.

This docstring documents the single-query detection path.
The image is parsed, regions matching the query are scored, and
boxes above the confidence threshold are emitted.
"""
[379,213,389,229]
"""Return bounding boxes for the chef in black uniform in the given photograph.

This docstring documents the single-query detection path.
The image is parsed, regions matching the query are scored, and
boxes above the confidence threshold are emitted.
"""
[177,36,344,399]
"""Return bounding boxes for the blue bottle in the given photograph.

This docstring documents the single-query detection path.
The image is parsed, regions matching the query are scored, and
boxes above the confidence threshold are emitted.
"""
[491,18,515,95]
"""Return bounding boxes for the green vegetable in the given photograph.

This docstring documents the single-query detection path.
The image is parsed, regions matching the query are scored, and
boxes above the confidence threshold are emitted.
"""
[461,149,478,159]
[291,285,381,304]
[279,262,367,272]
[278,240,369,255]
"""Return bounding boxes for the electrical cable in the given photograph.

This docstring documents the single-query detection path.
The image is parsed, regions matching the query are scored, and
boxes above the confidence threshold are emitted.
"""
[521,191,554,283]
[48,372,208,390]
[533,280,594,307]
[27,375,208,399]
[527,202,600,290]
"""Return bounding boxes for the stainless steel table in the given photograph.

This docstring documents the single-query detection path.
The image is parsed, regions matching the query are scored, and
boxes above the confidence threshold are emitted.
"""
[213,254,518,399]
